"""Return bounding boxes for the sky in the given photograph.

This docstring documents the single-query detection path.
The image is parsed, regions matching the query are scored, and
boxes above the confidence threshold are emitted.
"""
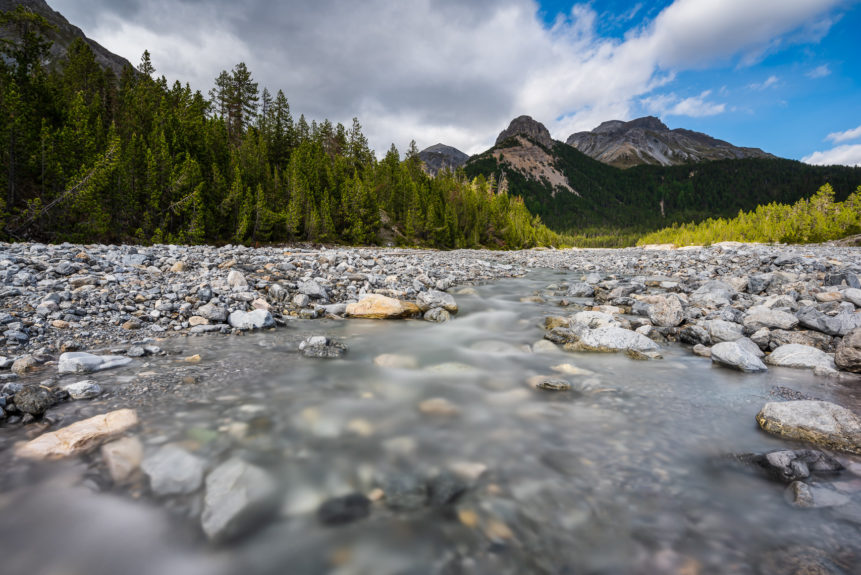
[50,0,861,165]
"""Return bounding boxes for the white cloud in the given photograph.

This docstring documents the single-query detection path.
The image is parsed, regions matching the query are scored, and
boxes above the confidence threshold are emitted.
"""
[803,144,861,166]
[807,64,832,78]
[641,90,726,117]
[749,75,780,90]
[826,124,861,143]
[50,0,850,154]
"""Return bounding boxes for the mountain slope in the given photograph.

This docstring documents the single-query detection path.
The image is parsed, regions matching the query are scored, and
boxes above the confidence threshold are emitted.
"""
[566,116,775,169]
[0,0,132,75]
[418,143,469,176]
[465,116,861,233]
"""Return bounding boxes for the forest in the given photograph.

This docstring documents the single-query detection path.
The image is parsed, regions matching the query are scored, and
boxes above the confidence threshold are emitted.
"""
[0,7,559,249]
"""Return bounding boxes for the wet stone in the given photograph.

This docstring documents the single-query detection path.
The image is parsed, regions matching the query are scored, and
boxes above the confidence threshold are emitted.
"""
[13,385,56,415]
[141,444,206,496]
[298,336,347,359]
[382,474,428,510]
[317,493,371,526]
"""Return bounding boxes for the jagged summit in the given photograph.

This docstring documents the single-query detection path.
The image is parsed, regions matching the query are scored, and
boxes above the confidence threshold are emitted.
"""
[496,115,554,149]
[417,143,469,176]
[566,116,775,168]
[0,0,133,75]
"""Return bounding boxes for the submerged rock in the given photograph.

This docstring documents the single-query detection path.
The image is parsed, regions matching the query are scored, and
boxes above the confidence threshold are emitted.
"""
[345,294,421,319]
[416,290,458,313]
[101,436,144,484]
[14,385,56,415]
[756,401,861,455]
[58,352,132,375]
[15,409,139,459]
[317,493,371,526]
[63,380,102,400]
[141,444,206,496]
[785,481,850,508]
[298,336,347,359]
[564,326,660,354]
[739,449,844,483]
[201,458,279,543]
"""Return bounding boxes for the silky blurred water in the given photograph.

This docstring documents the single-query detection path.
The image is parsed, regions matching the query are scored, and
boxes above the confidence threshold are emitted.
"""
[1,269,860,575]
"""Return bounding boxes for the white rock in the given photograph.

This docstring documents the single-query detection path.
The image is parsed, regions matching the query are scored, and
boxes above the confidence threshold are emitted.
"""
[228,309,275,330]
[765,344,836,372]
[58,352,132,375]
[710,341,768,373]
[141,444,206,496]
[201,458,279,542]
[62,380,102,399]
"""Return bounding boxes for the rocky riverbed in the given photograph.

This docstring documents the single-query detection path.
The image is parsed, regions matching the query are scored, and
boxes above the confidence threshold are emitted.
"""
[1,241,861,574]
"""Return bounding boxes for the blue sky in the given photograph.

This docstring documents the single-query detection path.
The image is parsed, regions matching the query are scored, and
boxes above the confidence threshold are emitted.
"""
[54,0,861,164]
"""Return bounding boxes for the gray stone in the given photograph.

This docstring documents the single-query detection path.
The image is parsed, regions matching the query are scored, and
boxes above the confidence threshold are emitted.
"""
[566,282,595,298]
[736,337,765,358]
[14,386,56,415]
[842,287,861,307]
[317,493,371,526]
[647,295,685,327]
[835,303,861,335]
[747,274,772,294]
[703,319,744,343]
[201,458,279,543]
[566,326,660,354]
[743,307,799,331]
[825,271,860,289]
[423,308,451,323]
[383,474,427,510]
[298,336,347,359]
[742,449,843,483]
[196,303,229,323]
[710,341,768,373]
[690,280,736,308]
[141,444,206,496]
[796,306,842,336]
[765,344,836,371]
[298,279,327,299]
[228,309,275,331]
[227,270,248,289]
[756,400,861,455]
[769,329,834,352]
[62,380,102,400]
[835,327,861,373]
[292,293,311,307]
[58,352,132,375]
[785,481,850,508]
[416,289,458,313]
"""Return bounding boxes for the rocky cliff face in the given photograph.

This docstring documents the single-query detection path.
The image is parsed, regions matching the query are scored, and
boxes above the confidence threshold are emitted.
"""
[566,116,775,169]
[417,144,469,177]
[0,0,133,76]
[496,115,554,149]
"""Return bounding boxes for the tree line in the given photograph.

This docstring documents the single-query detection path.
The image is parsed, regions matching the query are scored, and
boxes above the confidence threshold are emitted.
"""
[0,7,559,249]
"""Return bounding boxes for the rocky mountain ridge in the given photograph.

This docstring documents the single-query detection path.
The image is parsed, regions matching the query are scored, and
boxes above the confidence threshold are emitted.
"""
[566,116,775,169]
[417,143,469,176]
[0,0,132,76]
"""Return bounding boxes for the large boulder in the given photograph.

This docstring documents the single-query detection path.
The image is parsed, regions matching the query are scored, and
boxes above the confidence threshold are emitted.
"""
[228,309,275,330]
[15,409,139,459]
[765,344,836,372]
[710,341,767,373]
[345,294,420,319]
[201,458,279,543]
[647,295,685,327]
[416,290,458,313]
[756,400,861,455]
[565,326,661,354]
[141,444,206,496]
[843,288,861,307]
[835,327,861,372]
[58,352,132,375]
[743,307,799,331]
[197,303,229,323]
[795,306,842,336]
[690,280,736,308]
[702,319,744,343]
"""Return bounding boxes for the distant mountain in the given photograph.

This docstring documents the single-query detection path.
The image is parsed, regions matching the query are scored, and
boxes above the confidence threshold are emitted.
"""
[566,116,775,169]
[417,143,469,176]
[465,116,861,232]
[0,0,132,75]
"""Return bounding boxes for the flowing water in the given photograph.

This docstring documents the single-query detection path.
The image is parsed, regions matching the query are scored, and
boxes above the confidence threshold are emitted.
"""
[1,270,860,574]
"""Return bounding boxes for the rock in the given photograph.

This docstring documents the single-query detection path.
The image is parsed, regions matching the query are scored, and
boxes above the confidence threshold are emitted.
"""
[702,319,744,343]
[201,458,279,543]
[736,336,765,358]
[570,311,620,329]
[647,295,685,327]
[692,344,711,358]
[58,352,132,375]
[567,282,595,297]
[785,481,850,508]
[679,324,711,346]
[825,271,860,289]
[769,329,834,352]
[496,115,553,148]
[14,385,56,415]
[750,328,771,349]
[741,449,844,483]
[532,339,560,354]
[835,327,861,372]
[121,319,142,330]
[690,280,736,308]
[292,293,310,307]
[298,280,327,299]
[127,345,146,357]
[374,353,419,368]
[169,261,187,272]
[197,303,229,323]
[528,376,572,391]
[418,397,461,416]
[765,344,836,372]
[843,287,861,307]
[101,436,144,483]
[11,355,38,375]
[15,409,139,459]
[427,471,468,506]
[62,380,102,400]
[814,291,843,303]
[317,493,371,526]
[416,289,458,313]
[756,401,861,455]
[228,309,275,330]
[565,326,661,354]
[382,474,427,510]
[423,308,451,323]
[747,274,772,294]
[345,294,420,319]
[188,316,209,327]
[743,307,799,331]
[227,270,248,289]
[710,341,768,373]
[796,306,842,336]
[298,336,347,359]
[141,444,206,496]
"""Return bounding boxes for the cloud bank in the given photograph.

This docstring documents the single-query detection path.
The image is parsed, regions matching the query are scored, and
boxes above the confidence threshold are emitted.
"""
[52,0,849,156]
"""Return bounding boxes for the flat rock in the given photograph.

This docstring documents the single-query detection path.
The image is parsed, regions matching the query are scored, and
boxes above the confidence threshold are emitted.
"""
[141,444,206,496]
[743,307,799,331]
[710,341,768,373]
[564,326,660,354]
[345,294,420,319]
[765,344,836,372]
[201,458,279,543]
[785,481,850,508]
[58,352,132,375]
[228,309,274,330]
[756,401,861,455]
[62,380,102,400]
[15,409,139,459]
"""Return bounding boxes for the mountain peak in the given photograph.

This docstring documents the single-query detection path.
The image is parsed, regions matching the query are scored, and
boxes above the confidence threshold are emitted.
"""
[567,116,774,168]
[496,115,553,149]
[418,144,469,177]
